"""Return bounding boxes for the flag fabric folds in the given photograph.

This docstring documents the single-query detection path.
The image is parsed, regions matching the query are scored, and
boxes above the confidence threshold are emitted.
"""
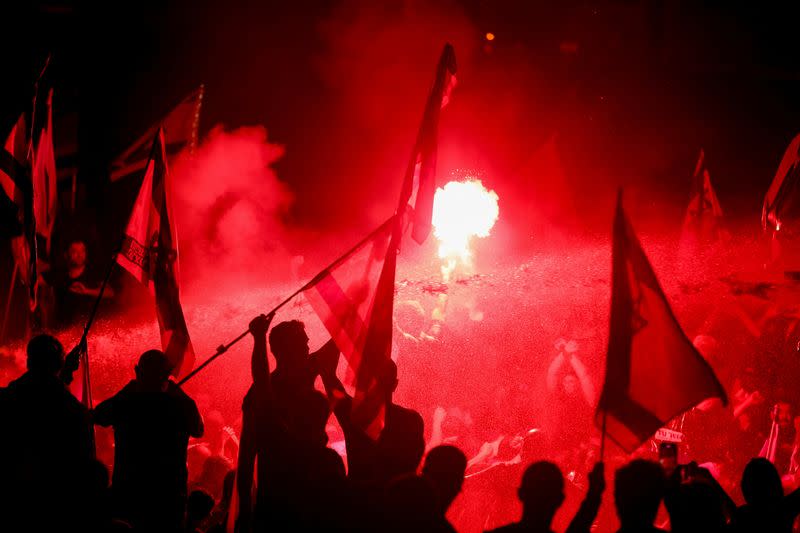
[32,88,58,251]
[117,128,195,378]
[1,113,37,308]
[681,149,724,244]
[302,44,457,439]
[596,193,727,452]
[0,114,27,204]
[297,44,458,439]
[110,85,203,182]
[304,217,398,439]
[398,44,457,244]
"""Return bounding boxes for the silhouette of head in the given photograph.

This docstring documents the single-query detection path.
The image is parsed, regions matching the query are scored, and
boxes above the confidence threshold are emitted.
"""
[422,445,467,515]
[775,400,794,429]
[521,428,546,464]
[614,459,665,528]
[742,458,782,507]
[66,240,88,268]
[26,334,64,375]
[377,358,399,396]
[518,461,565,523]
[187,490,214,524]
[562,373,578,395]
[269,320,309,365]
[134,350,172,389]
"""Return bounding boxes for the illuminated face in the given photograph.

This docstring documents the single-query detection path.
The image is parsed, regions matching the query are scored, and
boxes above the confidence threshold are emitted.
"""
[777,402,793,428]
[67,241,87,268]
[562,374,578,395]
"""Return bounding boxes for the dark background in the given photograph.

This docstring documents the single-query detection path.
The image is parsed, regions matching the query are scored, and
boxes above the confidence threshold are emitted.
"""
[3,0,800,251]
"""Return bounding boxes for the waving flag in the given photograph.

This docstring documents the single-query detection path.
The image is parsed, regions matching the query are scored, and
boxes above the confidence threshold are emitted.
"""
[597,192,727,452]
[110,85,203,182]
[398,43,457,244]
[32,88,57,251]
[763,133,800,233]
[303,44,457,439]
[1,113,37,308]
[681,149,724,245]
[117,128,195,378]
[304,217,397,438]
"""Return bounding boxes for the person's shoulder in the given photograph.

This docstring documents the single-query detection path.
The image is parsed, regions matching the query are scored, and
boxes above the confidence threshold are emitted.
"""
[167,381,195,401]
[391,403,423,423]
[5,373,26,392]
[484,523,524,533]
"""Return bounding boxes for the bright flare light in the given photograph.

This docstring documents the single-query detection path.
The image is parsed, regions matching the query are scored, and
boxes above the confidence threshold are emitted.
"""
[432,179,499,270]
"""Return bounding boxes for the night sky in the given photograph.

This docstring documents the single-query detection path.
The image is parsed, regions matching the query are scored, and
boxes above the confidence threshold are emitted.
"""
[4,1,800,251]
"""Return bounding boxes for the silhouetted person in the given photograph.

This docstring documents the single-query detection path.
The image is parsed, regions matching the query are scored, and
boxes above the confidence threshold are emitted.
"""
[486,461,604,533]
[669,481,727,533]
[614,459,666,533]
[422,445,468,526]
[237,315,345,532]
[94,350,203,533]
[384,474,447,533]
[1,334,94,531]
[731,457,800,533]
[186,490,215,533]
[48,239,114,326]
[663,460,736,533]
[318,350,425,486]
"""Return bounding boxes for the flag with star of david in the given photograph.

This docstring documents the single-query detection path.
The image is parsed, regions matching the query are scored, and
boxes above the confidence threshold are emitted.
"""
[596,191,727,452]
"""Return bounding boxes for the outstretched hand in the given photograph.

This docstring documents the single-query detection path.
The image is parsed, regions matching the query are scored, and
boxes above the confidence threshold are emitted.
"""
[249,313,275,338]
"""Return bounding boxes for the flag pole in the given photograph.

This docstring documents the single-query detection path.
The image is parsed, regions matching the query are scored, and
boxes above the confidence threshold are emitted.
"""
[80,244,118,344]
[70,243,119,409]
[600,410,607,461]
[178,216,396,386]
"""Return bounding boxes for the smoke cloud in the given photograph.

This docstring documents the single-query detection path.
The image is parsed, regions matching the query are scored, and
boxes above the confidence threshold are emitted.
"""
[171,125,294,290]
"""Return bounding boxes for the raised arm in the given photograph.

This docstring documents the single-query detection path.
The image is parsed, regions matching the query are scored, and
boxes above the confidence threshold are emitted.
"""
[565,462,605,533]
[546,352,566,391]
[249,314,274,388]
[569,354,596,406]
[426,406,447,452]
[316,339,347,400]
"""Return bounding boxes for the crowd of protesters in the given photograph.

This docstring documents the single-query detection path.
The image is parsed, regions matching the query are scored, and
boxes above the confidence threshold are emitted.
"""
[3,307,800,533]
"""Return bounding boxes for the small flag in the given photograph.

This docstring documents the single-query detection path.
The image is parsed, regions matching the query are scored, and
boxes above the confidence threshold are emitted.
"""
[117,128,195,378]
[681,149,724,245]
[596,192,727,452]
[110,85,203,182]
[763,133,800,232]
[398,44,457,244]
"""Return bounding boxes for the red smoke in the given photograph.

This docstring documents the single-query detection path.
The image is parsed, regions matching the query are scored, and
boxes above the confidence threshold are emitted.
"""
[171,126,293,289]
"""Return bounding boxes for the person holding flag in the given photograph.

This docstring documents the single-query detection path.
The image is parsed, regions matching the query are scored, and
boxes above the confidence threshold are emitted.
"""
[229,43,456,531]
